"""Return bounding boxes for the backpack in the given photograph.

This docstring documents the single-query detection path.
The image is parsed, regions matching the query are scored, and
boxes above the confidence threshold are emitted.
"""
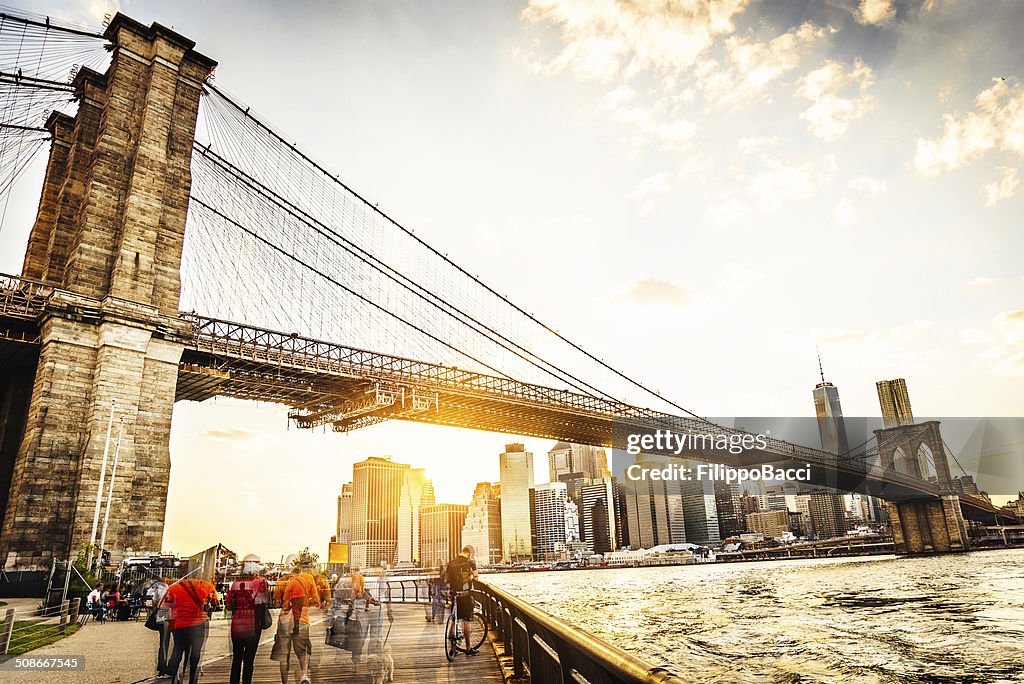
[446,557,474,591]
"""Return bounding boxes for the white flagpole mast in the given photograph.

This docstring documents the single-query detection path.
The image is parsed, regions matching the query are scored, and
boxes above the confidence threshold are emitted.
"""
[88,400,116,565]
[98,419,124,566]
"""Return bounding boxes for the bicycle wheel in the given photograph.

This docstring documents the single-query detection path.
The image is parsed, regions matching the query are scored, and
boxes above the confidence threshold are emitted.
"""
[445,612,459,661]
[467,613,487,651]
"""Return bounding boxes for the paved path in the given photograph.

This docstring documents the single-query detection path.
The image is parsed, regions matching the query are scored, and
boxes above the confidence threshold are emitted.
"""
[156,604,503,684]
[3,604,503,683]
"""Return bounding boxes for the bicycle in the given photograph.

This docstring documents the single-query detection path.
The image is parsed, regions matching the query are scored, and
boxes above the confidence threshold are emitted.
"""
[444,590,486,661]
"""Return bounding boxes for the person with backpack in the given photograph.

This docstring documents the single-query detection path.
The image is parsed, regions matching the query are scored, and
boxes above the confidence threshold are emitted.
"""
[270,562,320,684]
[444,545,479,655]
[164,577,219,684]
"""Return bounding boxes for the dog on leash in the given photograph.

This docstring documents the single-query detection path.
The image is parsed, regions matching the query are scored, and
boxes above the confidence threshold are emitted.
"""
[367,644,394,683]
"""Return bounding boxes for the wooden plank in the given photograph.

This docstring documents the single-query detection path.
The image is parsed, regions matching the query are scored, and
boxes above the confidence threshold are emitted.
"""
[143,604,503,683]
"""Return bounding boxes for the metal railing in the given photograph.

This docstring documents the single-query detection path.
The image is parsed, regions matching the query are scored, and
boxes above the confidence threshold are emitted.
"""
[476,580,685,684]
[371,577,434,604]
[0,599,79,655]
[0,272,50,320]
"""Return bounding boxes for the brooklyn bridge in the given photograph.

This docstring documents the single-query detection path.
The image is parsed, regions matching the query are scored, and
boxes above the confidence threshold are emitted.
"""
[0,10,1015,572]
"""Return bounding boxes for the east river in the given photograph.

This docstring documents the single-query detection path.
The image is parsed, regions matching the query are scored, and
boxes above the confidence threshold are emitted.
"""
[485,549,1024,683]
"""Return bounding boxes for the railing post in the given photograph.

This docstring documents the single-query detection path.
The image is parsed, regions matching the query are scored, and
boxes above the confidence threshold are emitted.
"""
[512,615,528,679]
[1,608,14,654]
[70,598,80,624]
[59,599,70,633]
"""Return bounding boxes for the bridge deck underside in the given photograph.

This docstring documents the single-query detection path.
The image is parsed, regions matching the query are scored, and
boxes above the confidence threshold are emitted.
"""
[177,348,617,445]
[174,348,1001,513]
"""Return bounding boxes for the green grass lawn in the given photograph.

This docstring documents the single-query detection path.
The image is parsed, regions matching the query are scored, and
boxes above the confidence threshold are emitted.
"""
[6,621,81,655]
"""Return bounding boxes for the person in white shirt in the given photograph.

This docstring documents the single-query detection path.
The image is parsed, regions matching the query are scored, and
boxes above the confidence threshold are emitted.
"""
[147,580,171,677]
[87,583,105,623]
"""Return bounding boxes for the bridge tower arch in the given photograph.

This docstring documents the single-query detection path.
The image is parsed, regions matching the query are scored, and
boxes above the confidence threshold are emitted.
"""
[0,15,215,570]
[892,446,915,478]
[873,421,969,554]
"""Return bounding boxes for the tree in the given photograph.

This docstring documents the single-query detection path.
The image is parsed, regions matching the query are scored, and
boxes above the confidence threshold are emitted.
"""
[291,547,319,572]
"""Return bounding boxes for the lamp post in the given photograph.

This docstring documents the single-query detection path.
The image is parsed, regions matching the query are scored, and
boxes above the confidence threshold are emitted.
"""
[88,400,117,567]
[98,419,124,568]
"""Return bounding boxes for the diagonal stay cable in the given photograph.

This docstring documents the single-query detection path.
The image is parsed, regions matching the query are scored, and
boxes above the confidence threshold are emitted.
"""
[189,196,525,387]
[193,144,659,408]
[202,83,710,423]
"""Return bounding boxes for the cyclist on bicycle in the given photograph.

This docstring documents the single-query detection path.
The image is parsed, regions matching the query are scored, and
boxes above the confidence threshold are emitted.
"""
[444,545,479,655]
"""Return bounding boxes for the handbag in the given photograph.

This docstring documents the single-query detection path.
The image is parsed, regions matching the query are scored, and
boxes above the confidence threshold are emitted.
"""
[144,609,159,631]
[324,616,348,649]
[260,605,273,631]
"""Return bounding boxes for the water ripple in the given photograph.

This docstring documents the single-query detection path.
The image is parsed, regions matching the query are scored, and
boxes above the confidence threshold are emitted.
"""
[487,549,1024,683]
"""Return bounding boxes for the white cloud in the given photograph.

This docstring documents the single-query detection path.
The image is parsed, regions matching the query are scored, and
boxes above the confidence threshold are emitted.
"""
[706,154,837,223]
[797,60,875,141]
[914,79,1024,176]
[629,172,672,216]
[849,175,888,197]
[625,278,692,306]
[854,0,896,26]
[677,153,715,181]
[700,23,830,108]
[54,0,120,24]
[523,0,751,82]
[979,311,1024,377]
[598,89,698,150]
[965,277,1000,287]
[201,428,256,442]
[983,167,1020,206]
[737,136,779,155]
[835,197,857,226]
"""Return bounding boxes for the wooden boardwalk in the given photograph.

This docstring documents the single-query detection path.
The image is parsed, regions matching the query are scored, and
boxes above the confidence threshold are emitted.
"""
[140,604,504,683]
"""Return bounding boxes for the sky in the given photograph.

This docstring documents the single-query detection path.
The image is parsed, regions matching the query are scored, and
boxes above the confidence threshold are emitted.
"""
[1,0,1022,561]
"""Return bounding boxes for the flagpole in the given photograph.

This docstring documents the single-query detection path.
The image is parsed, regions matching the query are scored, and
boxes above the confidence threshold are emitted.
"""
[88,400,116,566]
[98,419,124,567]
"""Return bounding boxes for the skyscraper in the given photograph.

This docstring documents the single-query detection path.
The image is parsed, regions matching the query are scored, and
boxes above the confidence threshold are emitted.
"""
[876,378,914,428]
[680,461,720,545]
[418,504,468,569]
[532,481,569,560]
[580,478,617,554]
[548,442,575,482]
[336,483,353,544]
[461,482,502,566]
[713,480,744,539]
[811,355,850,539]
[745,510,790,539]
[499,443,534,563]
[397,468,435,566]
[808,491,848,539]
[350,456,409,569]
[621,454,686,548]
[548,442,608,481]
[813,354,851,456]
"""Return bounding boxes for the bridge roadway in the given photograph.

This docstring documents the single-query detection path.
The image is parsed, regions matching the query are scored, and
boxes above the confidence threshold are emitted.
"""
[0,273,1012,522]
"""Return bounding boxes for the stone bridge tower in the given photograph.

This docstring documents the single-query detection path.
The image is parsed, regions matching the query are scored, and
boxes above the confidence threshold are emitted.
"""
[873,421,970,554]
[0,15,215,570]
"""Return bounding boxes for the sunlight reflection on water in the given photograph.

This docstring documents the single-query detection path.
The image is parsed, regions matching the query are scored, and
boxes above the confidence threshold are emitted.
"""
[487,549,1024,683]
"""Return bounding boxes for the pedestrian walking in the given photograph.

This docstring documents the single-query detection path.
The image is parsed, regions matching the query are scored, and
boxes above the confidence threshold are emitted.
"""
[147,578,172,678]
[226,562,269,684]
[270,559,321,684]
[165,577,219,684]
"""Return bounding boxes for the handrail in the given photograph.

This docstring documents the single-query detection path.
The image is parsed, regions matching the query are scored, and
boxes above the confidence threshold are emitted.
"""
[476,580,685,684]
